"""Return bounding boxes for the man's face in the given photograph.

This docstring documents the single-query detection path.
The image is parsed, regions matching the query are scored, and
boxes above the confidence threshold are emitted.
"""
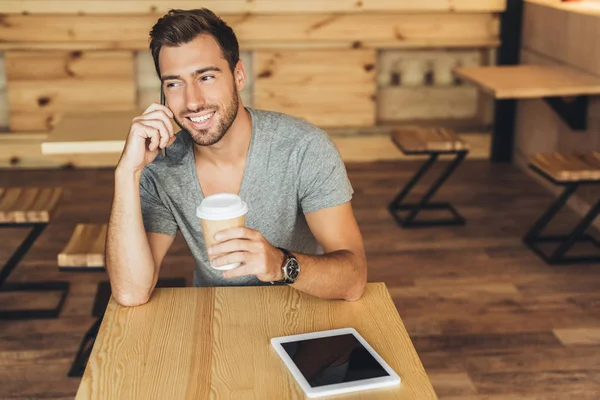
[159,34,241,146]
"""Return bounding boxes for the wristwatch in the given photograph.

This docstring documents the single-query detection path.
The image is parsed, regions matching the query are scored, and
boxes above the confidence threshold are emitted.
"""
[272,247,300,285]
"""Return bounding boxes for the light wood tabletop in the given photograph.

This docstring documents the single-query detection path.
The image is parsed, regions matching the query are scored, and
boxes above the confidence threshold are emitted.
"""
[41,110,179,155]
[453,65,600,99]
[76,283,438,400]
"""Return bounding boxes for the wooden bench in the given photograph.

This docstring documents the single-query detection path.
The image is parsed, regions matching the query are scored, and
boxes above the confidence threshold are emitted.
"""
[391,127,469,154]
[0,187,69,320]
[524,152,600,264]
[388,127,468,228]
[58,223,107,271]
[0,187,63,223]
[529,152,600,183]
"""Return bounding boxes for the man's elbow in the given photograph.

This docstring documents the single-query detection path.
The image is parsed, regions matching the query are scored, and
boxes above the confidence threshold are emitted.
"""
[113,291,151,307]
[345,258,367,302]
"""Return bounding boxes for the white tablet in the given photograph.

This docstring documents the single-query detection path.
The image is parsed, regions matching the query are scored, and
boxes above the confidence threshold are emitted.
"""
[271,328,401,398]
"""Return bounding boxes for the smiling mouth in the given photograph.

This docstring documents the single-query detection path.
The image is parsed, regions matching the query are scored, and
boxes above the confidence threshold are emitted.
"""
[186,112,214,123]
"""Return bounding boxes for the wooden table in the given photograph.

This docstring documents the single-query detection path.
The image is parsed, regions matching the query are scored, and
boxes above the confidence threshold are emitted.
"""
[76,283,438,399]
[41,110,180,155]
[41,110,135,155]
[454,65,600,100]
[453,65,600,162]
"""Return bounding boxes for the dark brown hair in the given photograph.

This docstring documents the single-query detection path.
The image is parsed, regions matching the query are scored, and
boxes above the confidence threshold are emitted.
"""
[149,8,239,77]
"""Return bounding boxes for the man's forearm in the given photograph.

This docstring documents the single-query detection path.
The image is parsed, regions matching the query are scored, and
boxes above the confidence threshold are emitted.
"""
[106,168,157,306]
[290,250,367,301]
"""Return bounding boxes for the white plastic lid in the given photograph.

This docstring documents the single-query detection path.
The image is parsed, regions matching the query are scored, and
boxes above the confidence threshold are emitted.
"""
[196,193,248,220]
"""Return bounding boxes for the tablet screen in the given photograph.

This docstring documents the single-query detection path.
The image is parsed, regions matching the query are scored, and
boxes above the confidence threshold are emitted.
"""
[280,333,391,388]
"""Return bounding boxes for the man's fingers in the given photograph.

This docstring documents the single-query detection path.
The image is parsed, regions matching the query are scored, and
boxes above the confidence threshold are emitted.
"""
[208,239,254,257]
[212,251,249,270]
[133,119,171,149]
[220,260,255,279]
[143,127,160,152]
[137,109,175,137]
[214,227,258,242]
[143,103,174,119]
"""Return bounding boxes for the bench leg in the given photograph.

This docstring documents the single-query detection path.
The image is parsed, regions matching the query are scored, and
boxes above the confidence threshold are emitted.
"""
[0,223,70,320]
[0,224,46,286]
[388,151,467,228]
[523,184,600,264]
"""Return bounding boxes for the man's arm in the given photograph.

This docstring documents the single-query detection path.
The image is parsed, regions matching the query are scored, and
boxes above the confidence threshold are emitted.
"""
[208,202,367,301]
[105,103,177,307]
[106,170,175,307]
[284,202,366,301]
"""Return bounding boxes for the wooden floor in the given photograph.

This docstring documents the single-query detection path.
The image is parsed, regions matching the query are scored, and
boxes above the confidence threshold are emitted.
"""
[1,160,600,399]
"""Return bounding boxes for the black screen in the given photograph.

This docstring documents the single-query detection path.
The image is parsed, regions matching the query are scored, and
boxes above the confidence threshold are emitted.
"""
[281,334,390,387]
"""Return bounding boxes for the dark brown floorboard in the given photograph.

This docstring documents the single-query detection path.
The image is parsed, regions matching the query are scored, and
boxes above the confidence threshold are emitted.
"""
[1,160,599,399]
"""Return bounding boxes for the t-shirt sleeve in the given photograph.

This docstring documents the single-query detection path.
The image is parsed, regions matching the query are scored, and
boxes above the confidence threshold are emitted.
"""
[298,132,354,214]
[139,171,179,237]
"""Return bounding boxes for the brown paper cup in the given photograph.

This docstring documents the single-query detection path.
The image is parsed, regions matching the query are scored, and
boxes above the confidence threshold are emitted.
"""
[196,194,248,270]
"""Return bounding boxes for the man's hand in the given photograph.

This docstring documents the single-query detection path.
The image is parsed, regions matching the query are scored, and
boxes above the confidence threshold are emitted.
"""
[207,227,285,281]
[117,103,176,174]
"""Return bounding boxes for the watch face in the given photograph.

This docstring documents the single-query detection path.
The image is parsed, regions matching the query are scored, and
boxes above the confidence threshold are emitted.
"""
[286,259,300,281]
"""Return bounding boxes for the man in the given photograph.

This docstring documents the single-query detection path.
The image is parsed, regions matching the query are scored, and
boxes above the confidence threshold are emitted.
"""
[106,8,367,307]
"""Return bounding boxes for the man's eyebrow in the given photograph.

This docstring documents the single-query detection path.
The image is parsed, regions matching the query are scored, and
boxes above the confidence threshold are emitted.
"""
[161,66,222,82]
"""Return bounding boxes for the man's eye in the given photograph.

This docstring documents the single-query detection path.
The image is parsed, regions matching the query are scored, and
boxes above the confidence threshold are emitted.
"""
[201,75,215,82]
[166,82,180,88]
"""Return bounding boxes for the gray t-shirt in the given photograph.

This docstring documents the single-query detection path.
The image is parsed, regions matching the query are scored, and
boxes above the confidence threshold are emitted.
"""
[140,107,353,287]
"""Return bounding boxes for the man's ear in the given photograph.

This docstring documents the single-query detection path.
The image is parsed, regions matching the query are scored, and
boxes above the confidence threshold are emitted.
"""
[234,59,247,92]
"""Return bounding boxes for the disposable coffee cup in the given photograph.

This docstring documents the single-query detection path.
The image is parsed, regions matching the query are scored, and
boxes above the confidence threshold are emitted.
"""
[196,193,248,270]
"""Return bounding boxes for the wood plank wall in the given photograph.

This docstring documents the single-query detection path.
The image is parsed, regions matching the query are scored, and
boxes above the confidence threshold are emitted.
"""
[0,54,7,131]
[515,1,600,218]
[0,0,505,167]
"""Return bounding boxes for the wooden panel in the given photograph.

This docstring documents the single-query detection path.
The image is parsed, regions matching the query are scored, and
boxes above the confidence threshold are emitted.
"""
[58,223,106,268]
[379,49,483,87]
[0,133,56,168]
[0,14,500,50]
[523,1,600,77]
[254,49,376,127]
[0,52,8,130]
[378,86,479,121]
[377,49,485,123]
[0,0,506,14]
[5,51,133,80]
[5,51,135,131]
[454,65,600,99]
[0,187,62,223]
[525,0,600,16]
